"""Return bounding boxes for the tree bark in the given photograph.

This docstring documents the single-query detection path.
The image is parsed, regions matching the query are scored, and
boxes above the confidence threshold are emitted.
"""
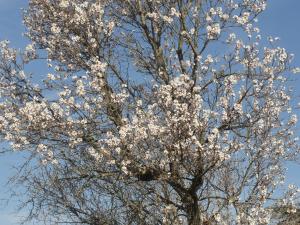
[186,195,202,225]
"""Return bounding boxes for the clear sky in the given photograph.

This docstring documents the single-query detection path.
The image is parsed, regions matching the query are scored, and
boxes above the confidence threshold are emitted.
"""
[0,1,300,224]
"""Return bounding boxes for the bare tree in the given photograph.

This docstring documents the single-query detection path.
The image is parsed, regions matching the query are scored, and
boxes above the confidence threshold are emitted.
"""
[0,0,299,224]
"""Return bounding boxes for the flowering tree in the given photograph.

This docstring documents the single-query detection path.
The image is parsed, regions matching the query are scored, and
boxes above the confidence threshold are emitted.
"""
[0,0,299,224]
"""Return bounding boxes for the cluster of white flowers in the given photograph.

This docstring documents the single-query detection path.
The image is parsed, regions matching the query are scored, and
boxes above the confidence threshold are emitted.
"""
[23,43,36,62]
[234,12,251,25]
[206,23,221,39]
[24,0,112,71]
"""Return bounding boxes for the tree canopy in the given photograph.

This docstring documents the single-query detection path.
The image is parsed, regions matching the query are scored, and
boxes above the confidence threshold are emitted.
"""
[0,0,299,224]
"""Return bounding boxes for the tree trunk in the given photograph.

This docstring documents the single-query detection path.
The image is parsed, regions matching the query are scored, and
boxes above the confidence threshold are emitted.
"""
[186,195,202,225]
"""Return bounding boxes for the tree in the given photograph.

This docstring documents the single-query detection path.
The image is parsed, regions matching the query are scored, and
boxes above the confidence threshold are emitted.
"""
[0,0,299,224]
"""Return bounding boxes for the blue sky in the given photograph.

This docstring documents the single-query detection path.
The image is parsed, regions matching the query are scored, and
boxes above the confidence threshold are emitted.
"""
[0,1,300,224]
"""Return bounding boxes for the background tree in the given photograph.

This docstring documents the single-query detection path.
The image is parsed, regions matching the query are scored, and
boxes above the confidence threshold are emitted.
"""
[0,0,299,224]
